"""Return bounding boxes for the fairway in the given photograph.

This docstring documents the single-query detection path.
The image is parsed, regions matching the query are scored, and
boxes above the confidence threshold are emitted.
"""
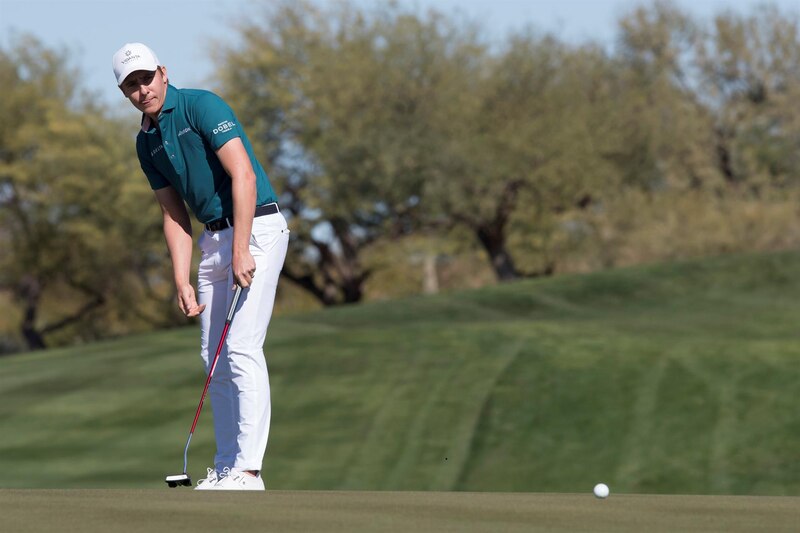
[1,251,800,494]
[1,490,798,532]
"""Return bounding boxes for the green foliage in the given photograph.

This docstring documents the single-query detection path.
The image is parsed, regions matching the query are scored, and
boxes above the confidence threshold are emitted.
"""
[574,189,800,270]
[218,2,629,285]
[217,0,800,291]
[5,2,800,351]
[425,36,624,278]
[0,36,179,351]
[695,6,800,191]
[613,2,719,192]
[216,1,487,302]
[1,251,799,495]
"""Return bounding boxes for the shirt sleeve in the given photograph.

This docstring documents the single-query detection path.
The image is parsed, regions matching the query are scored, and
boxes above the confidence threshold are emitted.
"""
[136,136,170,190]
[191,91,243,151]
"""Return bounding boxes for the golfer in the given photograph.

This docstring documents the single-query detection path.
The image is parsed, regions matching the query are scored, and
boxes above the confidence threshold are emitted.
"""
[113,43,289,490]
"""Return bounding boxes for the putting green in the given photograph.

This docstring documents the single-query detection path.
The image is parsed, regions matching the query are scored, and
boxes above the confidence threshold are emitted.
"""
[1,490,797,532]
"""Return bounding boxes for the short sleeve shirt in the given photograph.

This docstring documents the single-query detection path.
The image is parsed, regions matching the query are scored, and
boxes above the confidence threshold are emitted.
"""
[135,84,277,223]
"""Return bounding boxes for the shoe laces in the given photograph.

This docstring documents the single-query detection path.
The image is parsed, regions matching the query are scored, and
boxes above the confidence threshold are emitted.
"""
[196,467,219,486]
[225,467,249,486]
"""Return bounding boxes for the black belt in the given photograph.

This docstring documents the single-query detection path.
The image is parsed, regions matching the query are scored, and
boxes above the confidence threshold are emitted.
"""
[204,203,279,232]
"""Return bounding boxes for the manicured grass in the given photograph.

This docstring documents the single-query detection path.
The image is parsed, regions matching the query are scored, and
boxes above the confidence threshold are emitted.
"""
[1,490,798,533]
[1,251,799,494]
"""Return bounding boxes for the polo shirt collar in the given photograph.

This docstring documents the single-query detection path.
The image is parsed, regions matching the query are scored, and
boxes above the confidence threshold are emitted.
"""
[162,83,178,112]
[140,84,179,132]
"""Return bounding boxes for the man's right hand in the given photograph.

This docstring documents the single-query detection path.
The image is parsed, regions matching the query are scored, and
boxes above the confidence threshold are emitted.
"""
[177,284,206,317]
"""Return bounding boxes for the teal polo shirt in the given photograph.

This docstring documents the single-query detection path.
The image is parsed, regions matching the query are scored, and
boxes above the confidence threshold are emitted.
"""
[136,84,277,223]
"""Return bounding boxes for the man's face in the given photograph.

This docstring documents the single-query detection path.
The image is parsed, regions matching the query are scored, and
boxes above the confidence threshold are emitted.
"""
[119,67,168,116]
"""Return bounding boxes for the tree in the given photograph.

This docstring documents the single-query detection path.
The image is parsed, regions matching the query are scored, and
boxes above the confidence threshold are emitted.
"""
[0,36,174,351]
[423,32,621,280]
[612,1,721,193]
[695,6,800,192]
[614,1,800,195]
[580,1,800,270]
[216,1,469,303]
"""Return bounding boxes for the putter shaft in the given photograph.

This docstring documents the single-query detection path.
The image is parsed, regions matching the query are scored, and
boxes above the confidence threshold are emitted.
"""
[167,286,243,486]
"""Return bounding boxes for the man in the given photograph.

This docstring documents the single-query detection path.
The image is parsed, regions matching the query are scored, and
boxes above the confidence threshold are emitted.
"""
[112,43,289,490]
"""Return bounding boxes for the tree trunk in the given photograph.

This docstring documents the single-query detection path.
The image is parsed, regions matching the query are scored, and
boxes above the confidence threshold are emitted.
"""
[422,254,439,294]
[14,275,107,351]
[476,225,520,281]
[281,236,369,306]
[17,276,47,350]
[714,125,738,185]
[339,276,364,303]
[469,178,524,281]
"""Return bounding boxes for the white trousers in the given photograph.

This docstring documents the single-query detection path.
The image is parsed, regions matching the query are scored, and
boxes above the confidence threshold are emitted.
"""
[197,212,289,472]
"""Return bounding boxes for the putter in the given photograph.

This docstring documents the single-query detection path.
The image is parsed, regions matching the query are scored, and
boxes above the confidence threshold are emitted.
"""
[165,285,243,488]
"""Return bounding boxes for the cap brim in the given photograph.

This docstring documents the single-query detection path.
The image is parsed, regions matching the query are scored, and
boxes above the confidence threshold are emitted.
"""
[116,65,159,86]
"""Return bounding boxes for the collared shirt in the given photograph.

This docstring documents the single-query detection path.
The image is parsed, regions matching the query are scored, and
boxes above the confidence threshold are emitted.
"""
[135,84,277,223]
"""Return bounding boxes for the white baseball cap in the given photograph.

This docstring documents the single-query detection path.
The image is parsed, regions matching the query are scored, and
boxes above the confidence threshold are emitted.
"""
[112,43,160,86]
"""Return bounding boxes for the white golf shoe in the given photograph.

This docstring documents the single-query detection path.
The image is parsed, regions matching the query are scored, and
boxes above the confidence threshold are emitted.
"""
[212,467,265,491]
[194,467,221,490]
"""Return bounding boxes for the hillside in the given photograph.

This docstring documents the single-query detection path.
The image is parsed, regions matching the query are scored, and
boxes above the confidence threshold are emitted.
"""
[1,251,799,494]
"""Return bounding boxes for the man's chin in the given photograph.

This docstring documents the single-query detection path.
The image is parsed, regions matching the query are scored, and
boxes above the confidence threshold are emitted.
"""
[139,101,158,114]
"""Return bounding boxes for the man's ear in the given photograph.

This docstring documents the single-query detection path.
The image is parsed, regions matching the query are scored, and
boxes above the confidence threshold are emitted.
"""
[160,66,168,84]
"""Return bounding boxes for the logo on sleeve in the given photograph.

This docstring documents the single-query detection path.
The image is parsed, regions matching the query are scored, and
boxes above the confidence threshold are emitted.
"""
[213,121,236,135]
[150,144,164,157]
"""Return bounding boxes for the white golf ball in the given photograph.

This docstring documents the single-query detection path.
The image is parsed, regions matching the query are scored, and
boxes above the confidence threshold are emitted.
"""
[593,483,610,499]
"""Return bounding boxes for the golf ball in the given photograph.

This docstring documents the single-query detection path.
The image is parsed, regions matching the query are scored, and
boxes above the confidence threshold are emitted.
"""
[593,483,610,499]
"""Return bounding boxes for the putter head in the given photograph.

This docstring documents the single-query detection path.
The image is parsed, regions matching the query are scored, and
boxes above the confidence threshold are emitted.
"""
[165,473,192,488]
